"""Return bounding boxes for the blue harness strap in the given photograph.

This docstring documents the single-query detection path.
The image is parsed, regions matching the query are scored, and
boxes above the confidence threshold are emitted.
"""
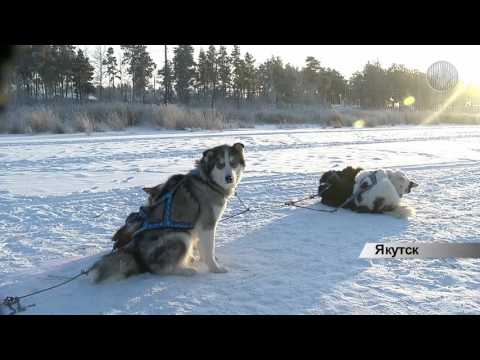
[132,182,195,240]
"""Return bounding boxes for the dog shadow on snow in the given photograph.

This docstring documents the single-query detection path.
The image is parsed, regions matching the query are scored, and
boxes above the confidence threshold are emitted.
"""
[212,202,413,314]
[1,202,413,315]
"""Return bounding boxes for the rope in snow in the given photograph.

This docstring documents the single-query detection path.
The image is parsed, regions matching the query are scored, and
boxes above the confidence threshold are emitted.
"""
[284,192,356,214]
[219,182,358,221]
[1,268,92,315]
[220,191,341,221]
[219,192,252,222]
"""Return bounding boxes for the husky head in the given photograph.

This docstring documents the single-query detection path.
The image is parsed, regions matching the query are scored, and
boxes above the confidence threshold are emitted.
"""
[385,170,418,197]
[318,170,338,194]
[198,143,246,195]
[318,166,364,209]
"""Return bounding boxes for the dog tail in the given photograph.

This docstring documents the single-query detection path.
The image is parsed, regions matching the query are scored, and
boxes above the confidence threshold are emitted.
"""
[385,204,416,219]
[88,250,142,284]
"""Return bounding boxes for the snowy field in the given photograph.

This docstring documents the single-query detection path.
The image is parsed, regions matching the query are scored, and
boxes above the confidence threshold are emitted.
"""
[1,124,480,314]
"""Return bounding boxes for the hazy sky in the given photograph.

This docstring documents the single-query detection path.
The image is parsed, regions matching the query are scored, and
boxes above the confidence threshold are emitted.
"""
[80,45,480,85]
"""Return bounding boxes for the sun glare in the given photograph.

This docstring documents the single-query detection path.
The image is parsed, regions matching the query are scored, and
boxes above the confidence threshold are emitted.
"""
[422,83,467,125]
[353,119,366,128]
[403,96,416,106]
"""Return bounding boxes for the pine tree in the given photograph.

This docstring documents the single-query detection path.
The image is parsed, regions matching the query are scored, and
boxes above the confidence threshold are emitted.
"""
[323,68,346,105]
[93,46,106,100]
[243,52,256,101]
[30,45,44,100]
[120,45,155,103]
[159,59,174,104]
[231,45,243,106]
[196,48,208,100]
[217,46,231,100]
[57,45,76,99]
[257,56,288,104]
[36,46,57,100]
[72,49,95,101]
[103,47,118,101]
[162,45,171,105]
[13,45,35,101]
[172,45,195,104]
[302,56,322,103]
[206,45,218,108]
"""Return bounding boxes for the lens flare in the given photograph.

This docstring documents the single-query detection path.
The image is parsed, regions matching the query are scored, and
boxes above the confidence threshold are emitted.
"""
[403,96,415,106]
[353,119,366,128]
[423,83,466,125]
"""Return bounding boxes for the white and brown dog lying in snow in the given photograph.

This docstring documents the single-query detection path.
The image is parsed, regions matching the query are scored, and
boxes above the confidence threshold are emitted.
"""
[353,169,418,218]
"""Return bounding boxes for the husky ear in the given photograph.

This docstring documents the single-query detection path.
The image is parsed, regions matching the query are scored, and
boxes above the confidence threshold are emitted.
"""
[203,149,214,158]
[202,149,213,159]
[233,143,245,152]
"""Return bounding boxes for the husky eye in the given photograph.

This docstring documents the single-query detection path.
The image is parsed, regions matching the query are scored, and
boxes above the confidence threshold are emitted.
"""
[216,160,225,169]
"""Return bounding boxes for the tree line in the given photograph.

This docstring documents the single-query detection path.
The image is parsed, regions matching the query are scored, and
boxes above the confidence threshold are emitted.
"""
[8,45,480,110]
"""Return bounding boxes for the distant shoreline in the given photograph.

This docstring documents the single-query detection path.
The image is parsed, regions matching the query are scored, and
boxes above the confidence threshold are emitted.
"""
[1,102,480,135]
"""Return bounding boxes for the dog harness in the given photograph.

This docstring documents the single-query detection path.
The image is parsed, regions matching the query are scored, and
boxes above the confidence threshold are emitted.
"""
[131,176,195,240]
[129,169,225,240]
[133,193,195,236]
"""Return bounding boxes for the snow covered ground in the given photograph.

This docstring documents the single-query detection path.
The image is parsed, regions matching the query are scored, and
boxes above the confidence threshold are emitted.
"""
[1,124,480,314]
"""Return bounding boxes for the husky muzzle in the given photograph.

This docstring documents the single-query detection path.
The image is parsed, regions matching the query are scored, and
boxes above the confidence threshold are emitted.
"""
[407,181,418,193]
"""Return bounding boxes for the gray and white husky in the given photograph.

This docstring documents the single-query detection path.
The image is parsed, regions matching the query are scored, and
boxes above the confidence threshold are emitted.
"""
[353,169,418,218]
[89,143,246,283]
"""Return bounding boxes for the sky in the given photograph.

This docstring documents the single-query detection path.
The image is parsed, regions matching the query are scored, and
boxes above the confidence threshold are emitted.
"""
[80,45,480,85]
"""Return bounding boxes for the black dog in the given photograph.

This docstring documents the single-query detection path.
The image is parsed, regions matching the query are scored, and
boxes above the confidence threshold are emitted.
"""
[318,166,363,210]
